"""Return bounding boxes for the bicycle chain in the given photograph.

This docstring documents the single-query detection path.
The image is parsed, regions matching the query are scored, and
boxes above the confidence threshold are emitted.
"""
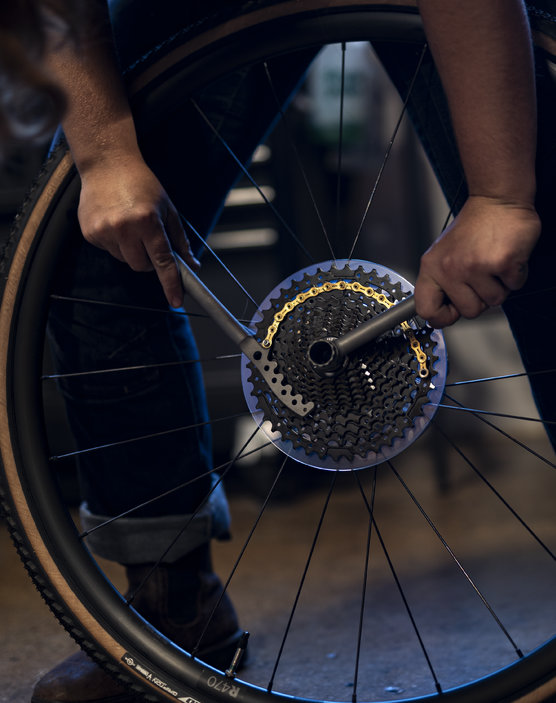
[244,263,440,465]
[261,279,428,378]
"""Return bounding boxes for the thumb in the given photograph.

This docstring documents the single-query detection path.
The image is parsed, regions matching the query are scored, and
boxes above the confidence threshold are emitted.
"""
[415,275,459,328]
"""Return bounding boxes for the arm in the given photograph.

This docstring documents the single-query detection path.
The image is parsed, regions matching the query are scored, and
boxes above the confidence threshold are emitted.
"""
[415,0,541,327]
[45,1,198,308]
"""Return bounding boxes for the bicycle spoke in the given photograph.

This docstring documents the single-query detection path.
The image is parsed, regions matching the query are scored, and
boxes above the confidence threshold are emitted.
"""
[347,43,428,261]
[191,98,314,264]
[445,368,556,387]
[192,455,288,657]
[125,425,264,609]
[267,471,338,693]
[441,392,556,470]
[182,214,260,311]
[50,293,197,317]
[49,293,255,325]
[433,424,556,562]
[79,437,272,538]
[335,42,346,250]
[438,401,556,426]
[49,411,248,462]
[357,471,442,695]
[351,470,376,703]
[388,460,524,660]
[440,177,465,231]
[261,61,334,261]
[42,353,241,381]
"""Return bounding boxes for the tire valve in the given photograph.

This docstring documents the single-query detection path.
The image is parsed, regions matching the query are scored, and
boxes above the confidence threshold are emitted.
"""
[225,631,250,678]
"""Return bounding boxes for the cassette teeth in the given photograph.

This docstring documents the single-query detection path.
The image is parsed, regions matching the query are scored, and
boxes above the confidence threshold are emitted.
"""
[245,262,441,465]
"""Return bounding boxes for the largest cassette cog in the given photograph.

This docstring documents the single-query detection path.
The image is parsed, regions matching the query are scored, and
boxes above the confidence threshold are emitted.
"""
[241,259,447,470]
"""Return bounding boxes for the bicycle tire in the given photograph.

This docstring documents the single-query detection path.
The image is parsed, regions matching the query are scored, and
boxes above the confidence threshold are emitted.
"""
[2,2,556,702]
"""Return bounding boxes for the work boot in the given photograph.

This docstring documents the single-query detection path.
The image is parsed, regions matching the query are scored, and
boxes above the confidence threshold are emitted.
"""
[32,546,246,703]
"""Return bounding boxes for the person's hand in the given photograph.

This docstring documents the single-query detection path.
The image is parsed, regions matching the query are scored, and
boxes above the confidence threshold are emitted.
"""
[414,196,541,328]
[77,154,200,308]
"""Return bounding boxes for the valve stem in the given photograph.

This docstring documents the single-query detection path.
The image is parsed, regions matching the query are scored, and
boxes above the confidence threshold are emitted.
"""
[225,631,250,678]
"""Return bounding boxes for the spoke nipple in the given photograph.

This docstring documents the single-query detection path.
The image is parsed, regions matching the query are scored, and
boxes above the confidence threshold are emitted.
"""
[225,631,250,678]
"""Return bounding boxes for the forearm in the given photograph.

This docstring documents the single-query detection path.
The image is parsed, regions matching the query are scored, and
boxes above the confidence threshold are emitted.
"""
[45,0,141,173]
[417,0,537,207]
[43,1,196,308]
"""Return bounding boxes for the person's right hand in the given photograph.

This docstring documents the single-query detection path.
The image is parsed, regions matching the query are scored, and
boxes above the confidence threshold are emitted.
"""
[77,153,200,309]
[414,195,541,328]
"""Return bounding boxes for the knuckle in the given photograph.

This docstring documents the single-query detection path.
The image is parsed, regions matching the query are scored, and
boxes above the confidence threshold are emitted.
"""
[504,266,528,291]
[82,224,110,248]
[105,206,161,232]
[134,207,161,229]
[488,291,507,307]
[460,301,486,319]
[152,253,175,271]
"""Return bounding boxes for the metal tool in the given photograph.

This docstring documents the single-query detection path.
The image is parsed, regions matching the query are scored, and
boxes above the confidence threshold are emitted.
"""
[176,254,314,416]
[307,295,417,375]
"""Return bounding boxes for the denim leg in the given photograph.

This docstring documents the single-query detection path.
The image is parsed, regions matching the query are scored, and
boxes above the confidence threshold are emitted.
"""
[374,39,556,446]
[48,1,313,562]
[48,240,231,562]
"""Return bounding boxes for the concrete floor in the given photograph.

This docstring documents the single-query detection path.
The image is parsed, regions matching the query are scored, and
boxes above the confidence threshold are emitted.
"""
[2,429,556,703]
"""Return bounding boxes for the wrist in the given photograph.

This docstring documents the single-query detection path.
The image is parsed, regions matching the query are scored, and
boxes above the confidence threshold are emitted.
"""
[68,116,143,178]
[466,192,537,213]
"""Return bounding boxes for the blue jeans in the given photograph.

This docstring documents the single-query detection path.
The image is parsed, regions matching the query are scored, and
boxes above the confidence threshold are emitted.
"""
[47,240,232,563]
[47,0,312,563]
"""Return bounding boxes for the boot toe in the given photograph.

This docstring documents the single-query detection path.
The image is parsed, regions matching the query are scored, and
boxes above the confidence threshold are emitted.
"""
[32,651,134,703]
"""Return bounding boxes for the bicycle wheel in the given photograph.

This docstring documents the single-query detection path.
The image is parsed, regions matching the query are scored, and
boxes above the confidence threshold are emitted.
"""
[2,2,556,702]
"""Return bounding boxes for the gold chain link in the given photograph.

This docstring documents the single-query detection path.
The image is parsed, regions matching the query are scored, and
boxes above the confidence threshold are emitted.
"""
[262,280,429,378]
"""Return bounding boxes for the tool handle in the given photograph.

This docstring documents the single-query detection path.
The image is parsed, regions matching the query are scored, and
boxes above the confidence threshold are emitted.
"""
[176,255,250,347]
[335,295,417,356]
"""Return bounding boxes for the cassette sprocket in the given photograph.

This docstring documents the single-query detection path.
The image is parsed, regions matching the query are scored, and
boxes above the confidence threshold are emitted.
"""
[241,259,447,470]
